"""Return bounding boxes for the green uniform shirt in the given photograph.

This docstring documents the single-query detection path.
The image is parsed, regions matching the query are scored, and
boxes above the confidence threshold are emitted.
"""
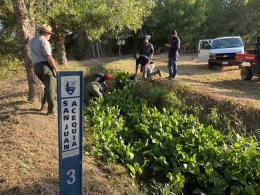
[87,73,105,83]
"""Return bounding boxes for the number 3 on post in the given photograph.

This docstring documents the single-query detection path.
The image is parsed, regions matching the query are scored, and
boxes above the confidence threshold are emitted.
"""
[67,169,76,185]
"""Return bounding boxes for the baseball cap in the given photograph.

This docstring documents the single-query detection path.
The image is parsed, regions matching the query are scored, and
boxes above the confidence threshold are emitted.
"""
[105,73,113,80]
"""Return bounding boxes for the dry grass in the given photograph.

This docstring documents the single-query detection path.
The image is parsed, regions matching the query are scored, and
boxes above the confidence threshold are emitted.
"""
[0,65,141,194]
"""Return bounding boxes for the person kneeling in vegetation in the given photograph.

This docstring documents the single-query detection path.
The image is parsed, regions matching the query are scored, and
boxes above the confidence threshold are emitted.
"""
[86,73,113,99]
[87,73,113,89]
[134,54,161,80]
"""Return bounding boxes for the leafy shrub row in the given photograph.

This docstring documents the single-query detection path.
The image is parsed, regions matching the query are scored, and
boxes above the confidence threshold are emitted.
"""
[85,72,260,194]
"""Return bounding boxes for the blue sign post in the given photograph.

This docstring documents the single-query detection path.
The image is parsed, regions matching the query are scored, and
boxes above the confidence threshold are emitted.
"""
[57,71,84,195]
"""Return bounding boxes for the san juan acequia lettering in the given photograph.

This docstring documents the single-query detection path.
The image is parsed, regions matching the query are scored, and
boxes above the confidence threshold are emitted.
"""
[62,99,79,151]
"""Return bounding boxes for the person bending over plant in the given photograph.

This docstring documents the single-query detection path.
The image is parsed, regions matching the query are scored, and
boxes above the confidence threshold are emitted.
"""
[134,54,161,80]
[85,73,113,99]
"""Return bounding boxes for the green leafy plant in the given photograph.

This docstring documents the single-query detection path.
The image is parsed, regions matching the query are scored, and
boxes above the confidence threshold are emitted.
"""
[85,72,260,194]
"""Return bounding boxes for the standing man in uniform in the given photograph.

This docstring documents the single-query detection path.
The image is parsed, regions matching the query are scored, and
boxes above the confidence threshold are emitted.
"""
[29,24,58,115]
[165,30,180,80]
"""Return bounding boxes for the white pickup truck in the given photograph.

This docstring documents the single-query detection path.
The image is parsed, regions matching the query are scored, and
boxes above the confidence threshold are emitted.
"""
[198,36,244,69]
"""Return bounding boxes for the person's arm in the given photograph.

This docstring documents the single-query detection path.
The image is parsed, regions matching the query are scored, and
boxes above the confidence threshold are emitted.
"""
[103,81,108,91]
[43,40,57,76]
[177,38,181,50]
[47,55,58,76]
[135,59,139,76]
[93,77,101,82]
[150,45,154,59]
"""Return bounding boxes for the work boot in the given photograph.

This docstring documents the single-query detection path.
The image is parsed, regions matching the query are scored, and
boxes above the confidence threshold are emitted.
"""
[40,104,47,114]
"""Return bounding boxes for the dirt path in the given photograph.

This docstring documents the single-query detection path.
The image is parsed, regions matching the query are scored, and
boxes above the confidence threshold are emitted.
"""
[156,54,260,109]
[0,76,140,194]
[101,54,260,109]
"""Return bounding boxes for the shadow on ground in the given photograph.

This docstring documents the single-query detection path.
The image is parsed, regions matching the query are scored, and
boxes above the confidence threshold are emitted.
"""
[210,78,260,96]
[0,92,27,101]
[158,63,241,76]
[0,178,59,195]
[16,108,47,116]
[0,100,28,110]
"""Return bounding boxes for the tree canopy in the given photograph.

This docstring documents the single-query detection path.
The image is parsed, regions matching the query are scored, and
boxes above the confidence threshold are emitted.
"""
[1,0,260,59]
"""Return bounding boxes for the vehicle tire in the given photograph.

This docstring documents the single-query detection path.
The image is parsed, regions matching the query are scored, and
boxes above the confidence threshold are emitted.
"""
[208,62,214,69]
[241,66,253,80]
[208,62,221,70]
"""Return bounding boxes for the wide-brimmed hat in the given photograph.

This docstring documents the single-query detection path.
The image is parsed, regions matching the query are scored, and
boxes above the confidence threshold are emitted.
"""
[37,24,55,34]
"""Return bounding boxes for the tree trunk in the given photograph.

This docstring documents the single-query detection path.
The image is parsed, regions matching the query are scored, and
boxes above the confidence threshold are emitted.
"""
[91,43,96,58]
[51,19,68,66]
[99,42,103,57]
[96,42,100,59]
[77,31,85,59]
[118,44,121,56]
[12,0,42,102]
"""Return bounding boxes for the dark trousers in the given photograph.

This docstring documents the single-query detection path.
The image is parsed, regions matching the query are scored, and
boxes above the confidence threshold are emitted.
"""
[168,57,177,78]
[34,62,56,113]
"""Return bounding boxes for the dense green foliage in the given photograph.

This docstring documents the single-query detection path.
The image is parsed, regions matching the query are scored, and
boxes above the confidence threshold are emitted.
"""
[0,0,21,59]
[1,0,155,61]
[85,72,260,194]
[144,0,207,50]
[30,0,155,40]
[2,0,260,60]
[143,0,260,50]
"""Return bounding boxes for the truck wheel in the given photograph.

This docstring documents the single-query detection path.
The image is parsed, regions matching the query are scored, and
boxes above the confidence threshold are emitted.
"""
[208,62,214,69]
[241,66,253,80]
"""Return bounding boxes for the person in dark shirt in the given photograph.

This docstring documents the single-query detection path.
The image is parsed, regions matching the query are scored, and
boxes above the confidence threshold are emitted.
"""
[134,54,161,80]
[139,35,154,59]
[165,30,181,80]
